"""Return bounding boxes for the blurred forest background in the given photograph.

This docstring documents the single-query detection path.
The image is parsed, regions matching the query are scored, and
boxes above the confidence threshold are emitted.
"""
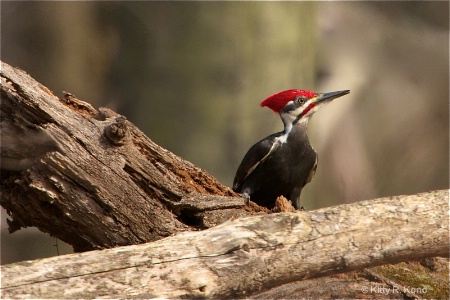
[1,1,448,264]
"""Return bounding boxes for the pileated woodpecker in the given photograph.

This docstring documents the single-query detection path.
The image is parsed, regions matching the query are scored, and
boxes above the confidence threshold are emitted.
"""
[233,89,350,209]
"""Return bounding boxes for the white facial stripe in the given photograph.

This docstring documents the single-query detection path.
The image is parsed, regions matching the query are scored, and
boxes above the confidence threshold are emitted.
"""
[278,97,318,142]
[289,98,315,117]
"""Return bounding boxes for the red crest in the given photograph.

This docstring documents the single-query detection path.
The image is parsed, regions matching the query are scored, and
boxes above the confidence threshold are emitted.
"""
[260,89,316,113]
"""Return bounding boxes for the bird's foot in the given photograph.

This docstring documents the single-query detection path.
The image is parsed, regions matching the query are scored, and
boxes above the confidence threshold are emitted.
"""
[239,192,251,205]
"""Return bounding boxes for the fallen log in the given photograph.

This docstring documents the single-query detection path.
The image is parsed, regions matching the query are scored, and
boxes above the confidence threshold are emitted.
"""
[1,189,448,298]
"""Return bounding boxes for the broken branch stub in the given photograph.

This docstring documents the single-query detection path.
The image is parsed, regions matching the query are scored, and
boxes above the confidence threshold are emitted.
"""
[0,61,255,251]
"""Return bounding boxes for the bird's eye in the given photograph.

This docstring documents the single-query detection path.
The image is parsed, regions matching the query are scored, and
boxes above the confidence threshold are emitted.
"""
[296,96,306,104]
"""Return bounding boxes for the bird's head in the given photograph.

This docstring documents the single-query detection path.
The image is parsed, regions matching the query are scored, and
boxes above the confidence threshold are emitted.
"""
[260,89,350,128]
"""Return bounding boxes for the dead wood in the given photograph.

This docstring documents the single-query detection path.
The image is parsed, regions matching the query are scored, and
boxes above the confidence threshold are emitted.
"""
[1,189,448,298]
[0,61,268,252]
[1,61,448,299]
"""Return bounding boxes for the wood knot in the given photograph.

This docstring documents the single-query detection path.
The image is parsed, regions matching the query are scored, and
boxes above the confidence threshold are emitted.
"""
[104,116,130,145]
[98,107,119,120]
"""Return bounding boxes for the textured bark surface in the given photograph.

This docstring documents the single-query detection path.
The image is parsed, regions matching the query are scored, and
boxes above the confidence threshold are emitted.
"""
[1,62,448,299]
[1,190,448,299]
[0,61,264,252]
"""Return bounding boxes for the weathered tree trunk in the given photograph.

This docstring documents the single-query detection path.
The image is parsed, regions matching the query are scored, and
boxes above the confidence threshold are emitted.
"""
[1,189,448,299]
[0,61,264,252]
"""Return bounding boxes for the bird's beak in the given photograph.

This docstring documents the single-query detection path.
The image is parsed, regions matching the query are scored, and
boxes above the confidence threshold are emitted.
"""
[315,90,350,104]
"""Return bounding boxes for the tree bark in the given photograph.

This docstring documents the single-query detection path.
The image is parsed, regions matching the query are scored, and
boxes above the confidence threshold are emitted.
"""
[1,189,448,299]
[1,61,448,299]
[0,61,266,252]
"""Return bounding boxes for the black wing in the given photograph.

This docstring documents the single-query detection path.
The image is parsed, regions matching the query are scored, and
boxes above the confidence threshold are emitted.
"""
[233,133,282,191]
